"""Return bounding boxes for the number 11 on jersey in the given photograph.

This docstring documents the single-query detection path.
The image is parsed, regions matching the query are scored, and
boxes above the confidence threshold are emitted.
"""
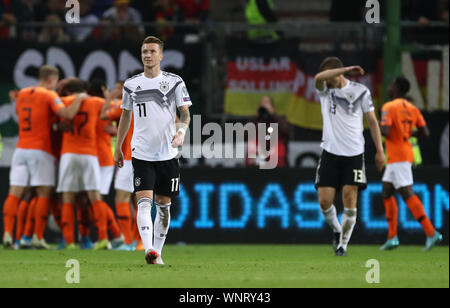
[171,177,180,192]
[137,103,147,117]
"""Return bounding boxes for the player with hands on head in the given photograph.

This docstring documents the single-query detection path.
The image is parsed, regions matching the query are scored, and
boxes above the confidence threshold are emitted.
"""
[314,57,385,257]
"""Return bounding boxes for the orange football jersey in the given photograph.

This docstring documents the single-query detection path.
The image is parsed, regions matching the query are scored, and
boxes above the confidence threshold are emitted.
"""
[95,99,114,167]
[106,100,133,161]
[16,87,64,156]
[380,98,426,164]
[60,96,103,157]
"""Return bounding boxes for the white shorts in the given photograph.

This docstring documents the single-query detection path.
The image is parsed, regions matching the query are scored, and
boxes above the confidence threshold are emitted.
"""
[382,162,414,190]
[57,153,101,193]
[10,148,56,187]
[100,166,115,195]
[114,160,134,193]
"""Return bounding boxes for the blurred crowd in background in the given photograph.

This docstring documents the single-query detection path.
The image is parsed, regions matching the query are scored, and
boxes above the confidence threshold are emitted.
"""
[0,0,448,43]
[0,0,212,42]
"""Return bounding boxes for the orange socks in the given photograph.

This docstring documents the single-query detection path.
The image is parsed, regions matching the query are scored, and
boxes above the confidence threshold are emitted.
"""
[61,203,75,245]
[105,205,122,239]
[116,202,133,244]
[406,195,435,238]
[383,197,398,239]
[91,200,108,241]
[77,206,92,238]
[2,195,20,236]
[23,198,37,238]
[34,197,50,240]
[16,200,30,241]
[50,198,63,230]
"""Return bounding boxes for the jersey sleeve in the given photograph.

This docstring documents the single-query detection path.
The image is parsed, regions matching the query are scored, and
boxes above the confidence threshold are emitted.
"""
[316,85,328,97]
[175,80,192,108]
[380,105,392,127]
[415,107,427,128]
[47,91,65,114]
[121,85,134,111]
[361,89,375,113]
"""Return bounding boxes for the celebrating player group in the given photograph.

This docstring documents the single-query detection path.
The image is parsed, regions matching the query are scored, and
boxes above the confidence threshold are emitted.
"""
[2,35,441,264]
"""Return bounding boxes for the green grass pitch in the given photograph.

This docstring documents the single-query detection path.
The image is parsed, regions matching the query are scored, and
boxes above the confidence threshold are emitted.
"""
[0,245,448,288]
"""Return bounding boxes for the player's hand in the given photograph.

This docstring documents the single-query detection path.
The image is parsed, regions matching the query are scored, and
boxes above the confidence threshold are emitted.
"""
[347,66,365,77]
[171,131,185,148]
[103,124,117,136]
[77,93,89,101]
[8,89,18,102]
[102,86,110,100]
[114,149,124,168]
[375,150,385,172]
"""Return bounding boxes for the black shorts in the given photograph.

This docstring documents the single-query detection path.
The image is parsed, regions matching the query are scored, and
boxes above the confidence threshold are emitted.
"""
[315,150,367,191]
[132,157,181,197]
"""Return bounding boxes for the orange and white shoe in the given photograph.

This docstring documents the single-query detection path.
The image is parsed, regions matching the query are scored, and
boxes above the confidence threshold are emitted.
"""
[2,232,13,249]
[145,249,163,265]
[136,241,145,251]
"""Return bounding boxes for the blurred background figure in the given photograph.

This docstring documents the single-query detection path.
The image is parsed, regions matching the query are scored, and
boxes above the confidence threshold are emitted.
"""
[245,0,279,41]
[246,96,290,168]
[19,0,40,41]
[175,0,211,23]
[152,0,177,41]
[38,14,70,43]
[67,0,99,42]
[36,0,66,22]
[0,0,23,39]
[102,0,144,41]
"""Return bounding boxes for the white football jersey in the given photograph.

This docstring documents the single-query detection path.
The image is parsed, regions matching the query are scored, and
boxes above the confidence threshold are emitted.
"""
[122,71,192,162]
[317,79,374,157]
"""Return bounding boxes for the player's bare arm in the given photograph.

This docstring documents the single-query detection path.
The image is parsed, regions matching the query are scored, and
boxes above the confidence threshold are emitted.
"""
[380,125,391,137]
[366,110,385,171]
[314,66,365,91]
[100,86,121,120]
[57,93,88,120]
[114,109,132,168]
[172,105,190,148]
[413,125,430,138]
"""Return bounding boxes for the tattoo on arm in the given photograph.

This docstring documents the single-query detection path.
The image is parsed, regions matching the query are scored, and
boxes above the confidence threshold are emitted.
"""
[177,106,190,130]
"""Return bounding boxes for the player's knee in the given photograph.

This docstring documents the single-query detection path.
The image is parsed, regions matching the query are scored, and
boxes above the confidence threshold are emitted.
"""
[399,187,414,201]
[36,186,53,198]
[382,189,394,199]
[9,186,25,199]
[318,197,333,210]
[342,191,357,208]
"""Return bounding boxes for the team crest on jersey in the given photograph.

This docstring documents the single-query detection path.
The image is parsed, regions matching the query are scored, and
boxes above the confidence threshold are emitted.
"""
[347,93,355,101]
[135,177,141,187]
[160,81,170,93]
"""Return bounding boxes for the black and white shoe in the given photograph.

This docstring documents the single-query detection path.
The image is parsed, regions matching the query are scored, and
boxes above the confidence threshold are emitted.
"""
[332,232,341,252]
[335,247,347,257]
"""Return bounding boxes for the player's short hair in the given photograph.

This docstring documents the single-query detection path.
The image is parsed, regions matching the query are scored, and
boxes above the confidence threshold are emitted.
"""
[64,78,88,95]
[142,36,164,52]
[394,77,410,96]
[38,65,59,81]
[319,57,344,72]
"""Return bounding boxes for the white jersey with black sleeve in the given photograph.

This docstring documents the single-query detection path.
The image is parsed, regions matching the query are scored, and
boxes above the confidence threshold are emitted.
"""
[317,79,374,157]
[121,71,192,162]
